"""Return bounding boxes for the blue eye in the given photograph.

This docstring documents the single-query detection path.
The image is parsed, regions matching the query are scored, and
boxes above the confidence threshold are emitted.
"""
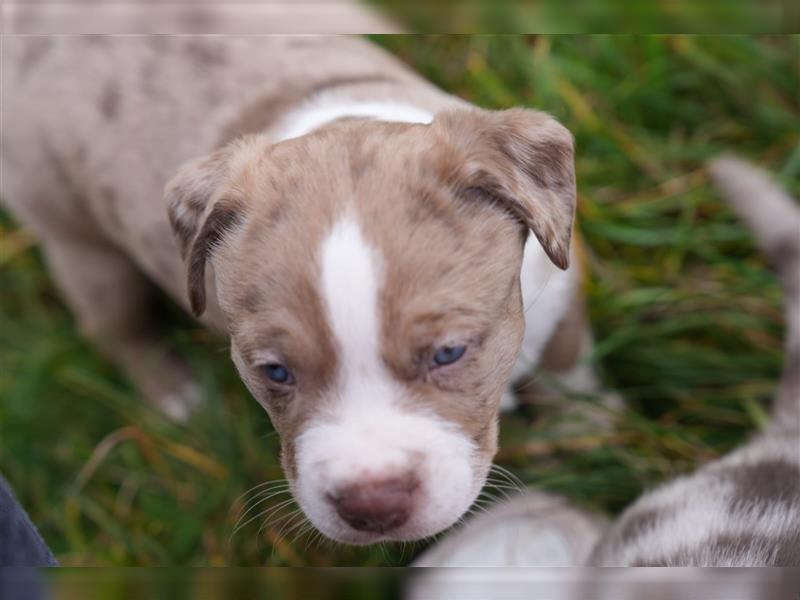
[262,363,294,385]
[432,345,467,367]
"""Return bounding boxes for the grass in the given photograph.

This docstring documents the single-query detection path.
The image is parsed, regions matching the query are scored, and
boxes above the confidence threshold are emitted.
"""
[371,1,792,33]
[1,35,798,567]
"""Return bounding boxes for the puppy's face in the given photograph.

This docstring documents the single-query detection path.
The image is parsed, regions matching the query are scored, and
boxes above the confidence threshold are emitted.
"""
[167,108,576,544]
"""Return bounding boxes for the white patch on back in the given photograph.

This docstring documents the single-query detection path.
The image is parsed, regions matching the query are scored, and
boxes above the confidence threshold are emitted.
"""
[273,100,434,142]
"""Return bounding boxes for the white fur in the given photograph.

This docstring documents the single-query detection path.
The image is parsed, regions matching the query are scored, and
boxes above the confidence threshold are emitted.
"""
[516,234,578,371]
[501,233,579,411]
[294,213,480,544]
[427,519,577,567]
[161,381,202,423]
[272,99,434,142]
[319,214,384,379]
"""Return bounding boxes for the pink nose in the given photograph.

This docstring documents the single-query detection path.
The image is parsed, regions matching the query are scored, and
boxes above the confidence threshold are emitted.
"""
[327,474,419,533]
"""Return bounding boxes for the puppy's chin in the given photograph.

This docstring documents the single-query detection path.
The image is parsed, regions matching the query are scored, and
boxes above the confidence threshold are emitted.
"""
[291,406,491,545]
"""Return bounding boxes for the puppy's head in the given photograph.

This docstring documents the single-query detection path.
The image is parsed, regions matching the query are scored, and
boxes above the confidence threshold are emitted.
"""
[166,107,576,544]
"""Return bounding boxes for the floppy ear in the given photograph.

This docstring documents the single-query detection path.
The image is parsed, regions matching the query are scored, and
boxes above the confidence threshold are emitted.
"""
[165,147,246,317]
[433,108,577,270]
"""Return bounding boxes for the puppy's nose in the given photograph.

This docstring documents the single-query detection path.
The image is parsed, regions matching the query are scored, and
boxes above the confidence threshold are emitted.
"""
[327,474,419,533]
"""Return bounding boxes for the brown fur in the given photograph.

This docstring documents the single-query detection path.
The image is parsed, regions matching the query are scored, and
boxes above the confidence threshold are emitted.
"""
[433,109,576,270]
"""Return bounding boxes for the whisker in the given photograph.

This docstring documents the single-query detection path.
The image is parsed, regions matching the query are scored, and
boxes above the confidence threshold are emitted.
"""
[229,480,290,523]
[230,479,289,509]
[244,488,291,508]
[483,482,526,497]
[305,530,323,553]
[489,464,528,490]
[493,463,527,486]
[468,505,484,515]
[231,489,293,537]
[261,506,301,544]
[237,486,292,518]
[267,511,307,559]
[473,501,497,511]
[310,530,329,553]
[295,523,318,550]
[281,514,312,542]
[479,484,512,497]
[261,498,299,526]
[484,477,526,490]
[270,507,304,535]
[475,490,501,501]
[233,496,296,540]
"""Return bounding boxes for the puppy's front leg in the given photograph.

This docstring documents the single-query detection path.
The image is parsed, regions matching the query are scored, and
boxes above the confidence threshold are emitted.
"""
[41,234,201,420]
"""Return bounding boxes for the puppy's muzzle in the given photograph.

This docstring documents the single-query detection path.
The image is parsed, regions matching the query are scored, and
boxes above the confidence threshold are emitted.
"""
[326,473,419,533]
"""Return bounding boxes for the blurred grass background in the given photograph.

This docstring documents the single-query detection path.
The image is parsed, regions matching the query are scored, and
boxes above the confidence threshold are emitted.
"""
[372,0,793,33]
[1,35,798,567]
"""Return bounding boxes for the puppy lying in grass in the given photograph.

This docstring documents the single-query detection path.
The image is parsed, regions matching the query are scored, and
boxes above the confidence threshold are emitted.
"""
[413,157,800,569]
[1,34,614,546]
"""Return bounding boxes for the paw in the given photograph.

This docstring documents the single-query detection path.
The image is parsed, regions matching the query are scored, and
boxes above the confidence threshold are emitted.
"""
[158,381,203,422]
[132,358,204,422]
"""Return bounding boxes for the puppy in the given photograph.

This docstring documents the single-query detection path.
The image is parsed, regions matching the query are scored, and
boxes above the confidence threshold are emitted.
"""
[1,35,591,544]
[412,157,800,571]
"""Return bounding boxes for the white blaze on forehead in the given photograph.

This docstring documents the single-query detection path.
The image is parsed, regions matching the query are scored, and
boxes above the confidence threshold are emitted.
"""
[319,212,384,382]
[297,211,481,543]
